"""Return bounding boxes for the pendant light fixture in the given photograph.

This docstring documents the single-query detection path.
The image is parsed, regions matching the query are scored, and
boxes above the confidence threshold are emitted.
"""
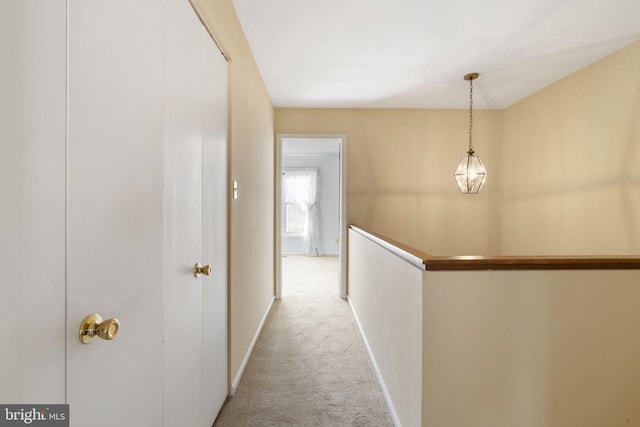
[454,72,487,194]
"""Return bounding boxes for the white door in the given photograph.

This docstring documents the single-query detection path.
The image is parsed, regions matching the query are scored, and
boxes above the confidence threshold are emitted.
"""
[2,1,227,424]
[164,0,229,425]
[202,30,229,422]
[66,0,166,426]
[0,0,67,404]
[163,0,205,423]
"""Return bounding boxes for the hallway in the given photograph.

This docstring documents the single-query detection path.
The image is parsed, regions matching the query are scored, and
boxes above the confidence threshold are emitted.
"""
[214,256,393,426]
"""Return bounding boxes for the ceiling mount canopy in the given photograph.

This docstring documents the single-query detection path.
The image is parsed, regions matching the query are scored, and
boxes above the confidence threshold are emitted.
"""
[454,72,488,194]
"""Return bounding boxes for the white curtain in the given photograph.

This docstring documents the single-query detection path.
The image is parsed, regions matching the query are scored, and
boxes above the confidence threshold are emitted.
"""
[284,168,322,256]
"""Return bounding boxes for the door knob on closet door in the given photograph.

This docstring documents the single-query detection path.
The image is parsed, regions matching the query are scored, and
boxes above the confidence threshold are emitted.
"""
[193,263,212,278]
[79,314,120,344]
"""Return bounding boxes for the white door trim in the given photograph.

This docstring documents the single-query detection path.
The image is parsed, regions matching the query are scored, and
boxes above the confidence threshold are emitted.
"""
[275,133,348,299]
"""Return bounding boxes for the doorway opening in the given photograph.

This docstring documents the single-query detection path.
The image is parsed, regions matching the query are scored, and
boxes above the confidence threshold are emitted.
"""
[275,134,347,300]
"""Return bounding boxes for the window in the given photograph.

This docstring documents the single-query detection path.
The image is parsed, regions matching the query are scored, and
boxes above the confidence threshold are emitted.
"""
[283,169,309,234]
[285,202,306,233]
[283,167,321,256]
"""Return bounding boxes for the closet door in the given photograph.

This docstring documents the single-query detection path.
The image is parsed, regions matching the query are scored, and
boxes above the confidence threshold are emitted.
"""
[0,0,66,404]
[164,3,229,424]
[163,0,206,425]
[66,1,165,425]
[202,29,229,422]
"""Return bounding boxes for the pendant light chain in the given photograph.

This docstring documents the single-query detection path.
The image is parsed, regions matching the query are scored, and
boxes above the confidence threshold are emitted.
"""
[468,77,474,154]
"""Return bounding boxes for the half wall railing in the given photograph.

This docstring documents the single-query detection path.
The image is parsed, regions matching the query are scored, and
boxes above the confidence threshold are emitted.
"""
[348,225,640,427]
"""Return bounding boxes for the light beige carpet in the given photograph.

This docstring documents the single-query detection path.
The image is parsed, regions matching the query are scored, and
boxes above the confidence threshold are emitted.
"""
[213,255,394,426]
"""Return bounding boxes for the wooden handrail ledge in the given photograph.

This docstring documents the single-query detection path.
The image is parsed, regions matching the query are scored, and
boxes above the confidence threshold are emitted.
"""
[349,225,640,271]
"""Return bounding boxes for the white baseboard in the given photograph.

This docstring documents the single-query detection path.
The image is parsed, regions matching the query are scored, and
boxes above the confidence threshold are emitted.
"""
[347,297,402,427]
[230,296,275,395]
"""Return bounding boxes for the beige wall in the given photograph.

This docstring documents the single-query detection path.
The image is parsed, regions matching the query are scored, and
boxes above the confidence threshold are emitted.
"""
[423,269,640,427]
[191,0,275,386]
[275,109,503,255]
[502,40,640,255]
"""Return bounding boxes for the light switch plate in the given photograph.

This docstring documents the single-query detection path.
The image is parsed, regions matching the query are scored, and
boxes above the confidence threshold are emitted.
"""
[233,180,238,200]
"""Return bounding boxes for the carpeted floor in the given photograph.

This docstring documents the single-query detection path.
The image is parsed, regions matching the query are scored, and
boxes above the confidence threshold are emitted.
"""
[213,255,394,426]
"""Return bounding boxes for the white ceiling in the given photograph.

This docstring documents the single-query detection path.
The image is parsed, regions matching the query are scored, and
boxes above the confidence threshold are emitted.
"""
[231,0,640,109]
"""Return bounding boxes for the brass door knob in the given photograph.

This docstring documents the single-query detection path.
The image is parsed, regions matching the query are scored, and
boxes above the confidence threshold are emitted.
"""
[79,314,120,344]
[194,263,212,278]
